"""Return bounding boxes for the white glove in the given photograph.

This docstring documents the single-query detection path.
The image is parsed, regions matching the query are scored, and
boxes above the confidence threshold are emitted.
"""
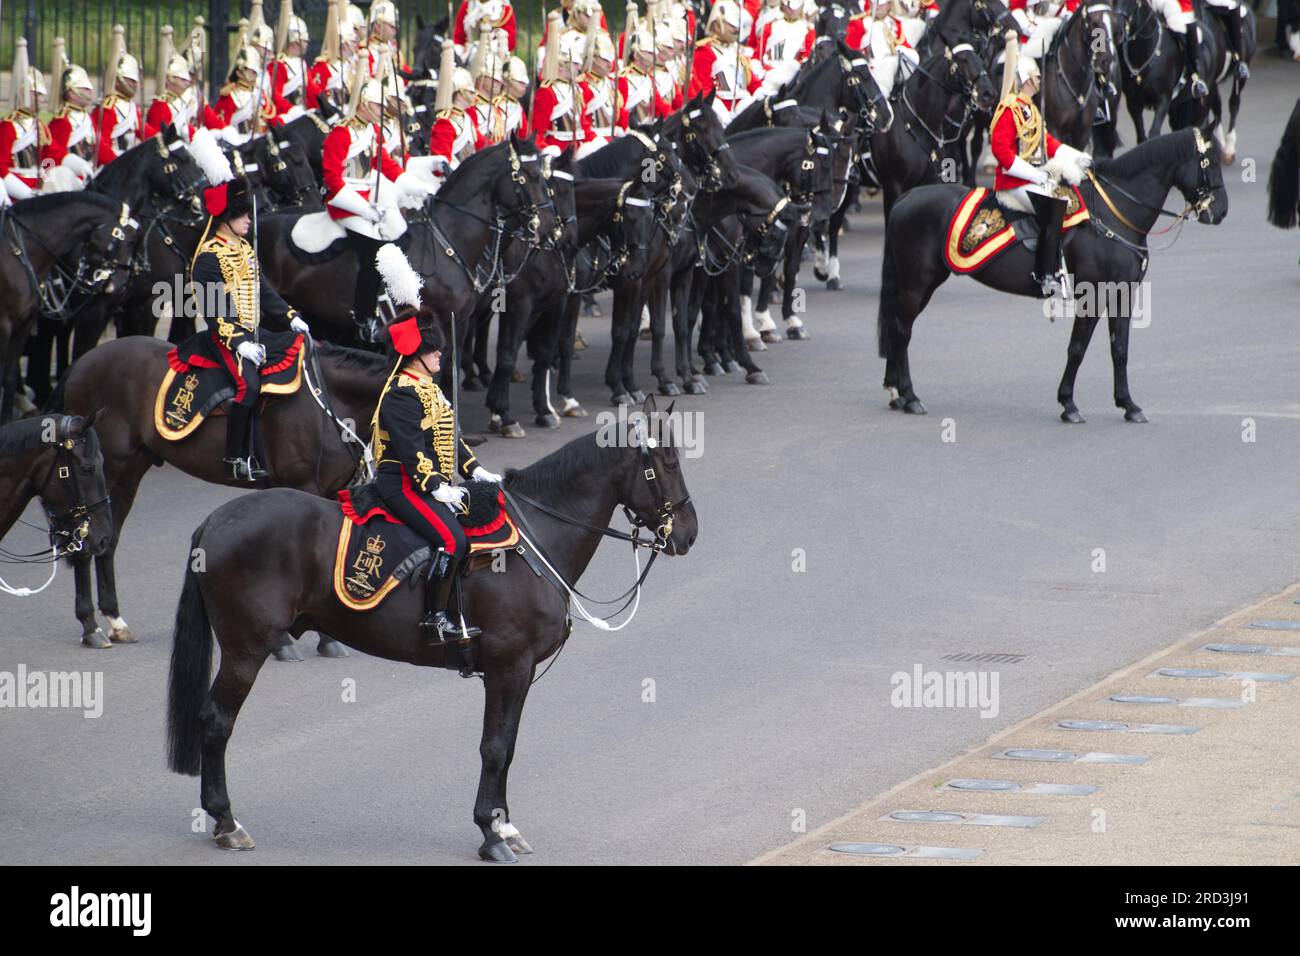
[63,153,94,177]
[433,483,467,506]
[327,183,376,218]
[473,466,502,484]
[237,341,267,366]
[289,314,310,333]
[3,172,35,201]
[1007,155,1048,186]
[394,171,432,205]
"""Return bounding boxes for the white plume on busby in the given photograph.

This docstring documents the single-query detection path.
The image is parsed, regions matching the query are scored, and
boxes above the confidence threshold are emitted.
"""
[375,243,424,309]
[189,127,233,184]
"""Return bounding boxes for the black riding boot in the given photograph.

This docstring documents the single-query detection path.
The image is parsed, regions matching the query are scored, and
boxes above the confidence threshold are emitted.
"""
[421,550,482,645]
[1182,23,1209,98]
[1224,11,1249,79]
[1029,191,1068,298]
[223,404,266,482]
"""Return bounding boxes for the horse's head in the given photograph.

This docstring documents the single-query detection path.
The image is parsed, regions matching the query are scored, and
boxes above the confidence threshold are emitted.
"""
[817,2,853,42]
[32,412,113,558]
[610,179,658,283]
[736,166,799,275]
[543,148,580,253]
[1080,3,1119,96]
[150,125,207,206]
[1180,127,1228,224]
[84,200,140,296]
[949,42,998,114]
[497,134,561,249]
[677,93,740,190]
[621,396,697,557]
[838,46,890,142]
[257,135,318,208]
[968,0,1020,40]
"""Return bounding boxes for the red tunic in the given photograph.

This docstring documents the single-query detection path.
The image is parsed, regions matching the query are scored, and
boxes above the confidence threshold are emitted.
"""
[688,40,761,102]
[757,20,815,64]
[453,1,518,49]
[990,95,1061,192]
[93,99,143,166]
[0,117,42,187]
[429,109,485,165]
[530,82,594,152]
[321,121,406,220]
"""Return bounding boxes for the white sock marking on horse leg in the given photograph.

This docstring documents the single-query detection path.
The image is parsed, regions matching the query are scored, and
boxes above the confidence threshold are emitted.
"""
[814,247,827,273]
[562,396,581,412]
[740,295,758,340]
[639,305,650,331]
[491,819,521,839]
[107,616,128,633]
[754,308,775,332]
[828,256,841,281]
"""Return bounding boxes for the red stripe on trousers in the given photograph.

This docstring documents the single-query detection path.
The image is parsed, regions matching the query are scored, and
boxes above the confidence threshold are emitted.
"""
[215,336,249,403]
[400,468,458,553]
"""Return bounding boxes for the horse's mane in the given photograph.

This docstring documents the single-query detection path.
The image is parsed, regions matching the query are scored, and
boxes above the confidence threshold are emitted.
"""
[88,135,171,196]
[505,431,618,498]
[12,190,122,216]
[314,340,395,375]
[0,417,53,459]
[578,134,647,178]
[1094,129,1197,180]
[726,126,809,151]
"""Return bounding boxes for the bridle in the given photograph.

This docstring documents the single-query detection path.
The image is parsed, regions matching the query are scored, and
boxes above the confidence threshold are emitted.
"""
[673,110,731,192]
[0,420,112,597]
[900,46,990,165]
[841,54,892,137]
[1053,6,1117,112]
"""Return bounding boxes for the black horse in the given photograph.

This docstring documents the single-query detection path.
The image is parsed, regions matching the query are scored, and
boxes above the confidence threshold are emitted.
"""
[1266,96,1300,249]
[1042,3,1118,151]
[0,193,139,422]
[51,337,390,650]
[876,129,1226,421]
[166,398,697,862]
[0,414,113,597]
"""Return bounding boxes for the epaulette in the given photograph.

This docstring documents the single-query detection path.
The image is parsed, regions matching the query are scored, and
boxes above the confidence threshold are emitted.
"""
[218,82,238,97]
[101,93,121,110]
[435,107,461,120]
[696,37,716,49]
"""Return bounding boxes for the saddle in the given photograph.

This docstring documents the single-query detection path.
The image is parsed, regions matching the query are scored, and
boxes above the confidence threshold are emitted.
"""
[944,186,1089,275]
[154,329,306,441]
[331,479,520,612]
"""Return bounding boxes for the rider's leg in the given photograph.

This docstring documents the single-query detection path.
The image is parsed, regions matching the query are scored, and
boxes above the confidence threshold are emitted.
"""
[1028,190,1068,298]
[1179,15,1209,98]
[347,232,387,332]
[223,353,265,481]
[1225,7,1249,79]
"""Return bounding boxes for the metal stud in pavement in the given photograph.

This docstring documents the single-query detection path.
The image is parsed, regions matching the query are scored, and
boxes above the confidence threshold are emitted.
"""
[1058,720,1198,735]
[1151,668,1293,682]
[884,810,1044,828]
[1109,693,1243,709]
[1248,619,1300,630]
[943,779,1097,796]
[1109,694,1177,705]
[1205,643,1300,657]
[827,843,983,860]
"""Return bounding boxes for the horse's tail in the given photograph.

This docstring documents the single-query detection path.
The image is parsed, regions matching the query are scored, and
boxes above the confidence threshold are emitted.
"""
[167,523,213,776]
[877,233,900,359]
[1266,99,1300,230]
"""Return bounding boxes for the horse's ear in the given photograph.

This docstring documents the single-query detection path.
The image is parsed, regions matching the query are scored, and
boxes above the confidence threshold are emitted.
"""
[642,393,658,418]
[87,408,107,429]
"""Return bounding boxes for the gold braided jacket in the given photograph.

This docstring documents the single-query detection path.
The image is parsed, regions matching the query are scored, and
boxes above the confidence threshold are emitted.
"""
[194,233,259,350]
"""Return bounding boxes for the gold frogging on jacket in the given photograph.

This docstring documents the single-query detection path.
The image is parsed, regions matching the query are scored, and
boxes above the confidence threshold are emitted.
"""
[194,235,259,349]
[372,369,476,490]
[991,94,1043,163]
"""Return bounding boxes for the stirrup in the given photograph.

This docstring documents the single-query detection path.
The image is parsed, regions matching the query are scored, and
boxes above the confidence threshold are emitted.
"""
[421,611,481,645]
[223,456,264,482]
[1190,74,1208,98]
[1032,271,1063,300]
[1236,61,1249,81]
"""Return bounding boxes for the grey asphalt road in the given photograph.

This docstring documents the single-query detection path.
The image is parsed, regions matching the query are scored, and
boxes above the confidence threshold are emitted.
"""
[2,61,1298,867]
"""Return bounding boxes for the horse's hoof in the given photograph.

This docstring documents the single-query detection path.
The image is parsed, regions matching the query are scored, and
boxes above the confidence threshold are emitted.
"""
[611,392,633,406]
[703,363,724,377]
[1125,409,1148,424]
[478,839,519,863]
[786,325,810,341]
[630,389,647,403]
[903,399,927,415]
[659,382,682,397]
[108,625,137,644]
[81,628,112,650]
[562,401,588,418]
[535,413,560,428]
[272,643,304,663]
[760,330,782,344]
[826,278,841,291]
[505,833,534,855]
[744,337,767,352]
[317,638,350,658]
[501,422,527,439]
[511,370,525,384]
[684,380,707,395]
[745,371,770,385]
[214,822,255,851]
[1060,409,1086,424]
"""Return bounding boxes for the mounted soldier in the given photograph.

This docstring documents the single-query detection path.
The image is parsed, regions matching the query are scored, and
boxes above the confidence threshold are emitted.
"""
[93,29,145,168]
[756,0,816,69]
[453,0,519,61]
[619,23,672,129]
[533,12,599,157]
[362,1,405,81]
[0,39,47,205]
[469,31,513,146]
[309,0,360,118]
[499,56,533,141]
[845,0,919,97]
[320,68,433,336]
[1203,0,1251,80]
[689,1,764,123]
[580,22,621,140]
[1151,0,1209,98]
[989,46,1091,297]
[185,149,310,481]
[43,40,97,192]
[653,17,685,115]
[146,28,196,142]
[368,245,503,643]
[210,43,271,146]
[269,2,312,125]
[429,50,485,180]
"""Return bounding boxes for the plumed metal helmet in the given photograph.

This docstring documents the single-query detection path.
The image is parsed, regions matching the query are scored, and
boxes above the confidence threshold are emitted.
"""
[1016,55,1040,86]
[590,32,616,63]
[116,52,142,84]
[165,52,192,82]
[451,67,475,94]
[892,0,921,16]
[708,0,742,32]
[234,44,264,75]
[653,20,675,51]
[572,0,603,17]
[63,64,94,97]
[559,32,587,66]
[505,55,529,85]
[347,4,368,35]
[286,16,310,46]
[370,0,399,28]
[250,23,275,51]
[357,77,386,107]
[627,27,656,56]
